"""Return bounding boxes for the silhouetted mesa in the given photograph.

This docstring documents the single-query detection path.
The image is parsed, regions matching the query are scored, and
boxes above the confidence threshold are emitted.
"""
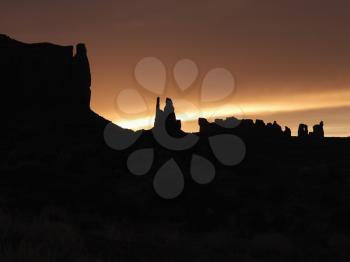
[0,34,108,162]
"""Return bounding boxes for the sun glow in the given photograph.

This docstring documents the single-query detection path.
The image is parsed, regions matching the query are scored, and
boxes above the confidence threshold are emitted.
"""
[113,89,350,136]
[113,102,343,131]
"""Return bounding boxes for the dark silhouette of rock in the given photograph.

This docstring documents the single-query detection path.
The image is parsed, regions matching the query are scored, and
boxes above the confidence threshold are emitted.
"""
[284,126,292,137]
[272,121,282,131]
[312,121,325,139]
[0,34,106,126]
[199,117,211,134]
[164,98,182,135]
[0,34,109,166]
[255,119,266,129]
[197,110,324,141]
[73,43,91,108]
[214,116,240,128]
[298,124,309,138]
[154,96,162,128]
[271,121,283,136]
[154,97,183,137]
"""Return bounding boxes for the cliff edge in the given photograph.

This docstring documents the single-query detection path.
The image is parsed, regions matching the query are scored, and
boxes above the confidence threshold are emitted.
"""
[0,35,110,156]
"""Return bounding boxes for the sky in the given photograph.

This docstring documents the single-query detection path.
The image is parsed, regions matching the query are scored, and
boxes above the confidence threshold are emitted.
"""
[1,0,350,136]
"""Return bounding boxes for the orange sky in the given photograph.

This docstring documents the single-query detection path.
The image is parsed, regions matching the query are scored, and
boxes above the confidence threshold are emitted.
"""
[1,0,350,136]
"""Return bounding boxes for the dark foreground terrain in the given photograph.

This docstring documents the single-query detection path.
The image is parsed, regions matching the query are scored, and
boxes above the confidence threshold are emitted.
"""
[1,35,350,261]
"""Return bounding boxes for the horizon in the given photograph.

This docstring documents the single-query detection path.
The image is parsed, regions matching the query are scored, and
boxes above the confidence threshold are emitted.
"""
[2,0,350,136]
[113,92,350,137]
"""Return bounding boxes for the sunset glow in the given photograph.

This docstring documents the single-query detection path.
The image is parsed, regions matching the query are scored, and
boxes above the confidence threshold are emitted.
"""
[113,89,350,136]
[2,0,350,137]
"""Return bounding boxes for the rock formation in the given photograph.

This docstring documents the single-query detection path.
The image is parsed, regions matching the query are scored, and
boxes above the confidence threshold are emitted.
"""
[284,126,292,137]
[255,119,266,129]
[198,114,324,140]
[298,124,309,138]
[297,122,324,139]
[73,43,91,108]
[0,34,108,157]
[154,97,182,137]
[271,121,283,136]
[312,121,324,139]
